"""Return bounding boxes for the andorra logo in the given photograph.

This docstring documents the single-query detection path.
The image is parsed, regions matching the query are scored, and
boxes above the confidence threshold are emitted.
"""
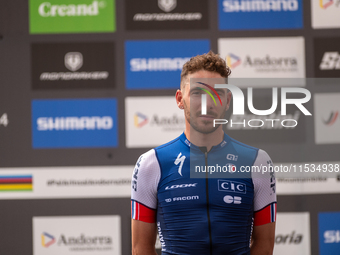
[134,112,148,128]
[319,0,334,9]
[226,53,241,69]
[64,52,83,72]
[158,0,177,12]
[41,232,56,248]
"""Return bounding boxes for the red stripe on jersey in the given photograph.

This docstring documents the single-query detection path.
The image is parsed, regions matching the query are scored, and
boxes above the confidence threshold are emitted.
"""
[254,203,277,226]
[131,201,156,223]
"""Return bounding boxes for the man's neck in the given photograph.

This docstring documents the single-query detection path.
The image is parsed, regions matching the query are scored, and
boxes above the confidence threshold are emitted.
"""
[184,125,225,152]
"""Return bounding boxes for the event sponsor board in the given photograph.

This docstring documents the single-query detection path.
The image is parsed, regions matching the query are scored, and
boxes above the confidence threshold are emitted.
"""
[125,97,184,148]
[29,0,116,34]
[31,43,115,90]
[319,212,340,255]
[31,98,118,148]
[218,37,305,80]
[33,215,121,255]
[0,166,131,199]
[126,0,208,30]
[314,38,340,78]
[274,212,311,255]
[125,39,210,89]
[218,0,303,30]
[311,0,340,29]
[314,93,340,144]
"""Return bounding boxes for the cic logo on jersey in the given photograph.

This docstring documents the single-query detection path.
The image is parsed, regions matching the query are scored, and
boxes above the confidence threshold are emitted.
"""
[198,83,311,129]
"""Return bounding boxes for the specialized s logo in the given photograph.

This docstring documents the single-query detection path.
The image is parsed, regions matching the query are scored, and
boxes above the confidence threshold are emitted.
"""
[174,152,186,176]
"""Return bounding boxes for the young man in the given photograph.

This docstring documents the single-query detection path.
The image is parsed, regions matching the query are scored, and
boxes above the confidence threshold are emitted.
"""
[131,51,276,255]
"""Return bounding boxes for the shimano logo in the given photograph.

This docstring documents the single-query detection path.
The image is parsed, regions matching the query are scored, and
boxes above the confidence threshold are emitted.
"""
[223,195,242,204]
[227,111,300,130]
[218,180,246,194]
[324,230,340,243]
[165,183,197,190]
[37,116,113,131]
[130,57,190,72]
[319,52,340,70]
[38,1,104,17]
[223,0,299,12]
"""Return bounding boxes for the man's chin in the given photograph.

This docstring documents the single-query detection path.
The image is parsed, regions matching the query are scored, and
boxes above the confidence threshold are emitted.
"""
[190,123,220,134]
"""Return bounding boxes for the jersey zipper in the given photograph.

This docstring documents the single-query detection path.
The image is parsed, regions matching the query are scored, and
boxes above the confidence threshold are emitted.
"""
[204,150,213,255]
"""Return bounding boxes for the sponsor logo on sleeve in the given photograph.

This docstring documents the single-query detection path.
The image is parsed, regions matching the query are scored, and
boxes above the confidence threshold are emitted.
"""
[29,0,116,34]
[218,0,303,30]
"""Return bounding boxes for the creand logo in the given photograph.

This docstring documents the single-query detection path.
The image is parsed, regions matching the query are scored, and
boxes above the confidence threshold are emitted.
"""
[319,0,335,9]
[223,0,299,12]
[37,116,113,131]
[197,83,311,128]
[38,1,106,17]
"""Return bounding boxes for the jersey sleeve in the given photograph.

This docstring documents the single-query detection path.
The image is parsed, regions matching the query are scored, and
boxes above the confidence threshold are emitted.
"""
[131,149,160,223]
[252,149,277,226]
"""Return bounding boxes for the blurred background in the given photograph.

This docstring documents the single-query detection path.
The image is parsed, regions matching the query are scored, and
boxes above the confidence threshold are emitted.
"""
[0,0,339,254]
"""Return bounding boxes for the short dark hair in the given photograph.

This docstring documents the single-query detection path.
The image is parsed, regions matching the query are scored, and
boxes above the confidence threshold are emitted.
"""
[180,51,231,89]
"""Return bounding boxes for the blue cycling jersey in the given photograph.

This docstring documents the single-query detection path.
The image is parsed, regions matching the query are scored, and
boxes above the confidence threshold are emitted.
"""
[131,132,276,255]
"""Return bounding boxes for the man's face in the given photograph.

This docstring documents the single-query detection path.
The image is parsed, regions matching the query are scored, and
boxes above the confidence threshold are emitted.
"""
[179,70,231,134]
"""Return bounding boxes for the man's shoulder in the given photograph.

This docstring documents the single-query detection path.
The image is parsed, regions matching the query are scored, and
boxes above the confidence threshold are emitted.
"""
[154,134,184,152]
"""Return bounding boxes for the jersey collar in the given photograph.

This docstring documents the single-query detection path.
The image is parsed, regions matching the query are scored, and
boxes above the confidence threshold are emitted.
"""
[179,132,231,152]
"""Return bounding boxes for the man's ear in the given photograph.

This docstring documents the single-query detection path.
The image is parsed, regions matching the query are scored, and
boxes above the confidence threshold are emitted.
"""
[175,89,184,109]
